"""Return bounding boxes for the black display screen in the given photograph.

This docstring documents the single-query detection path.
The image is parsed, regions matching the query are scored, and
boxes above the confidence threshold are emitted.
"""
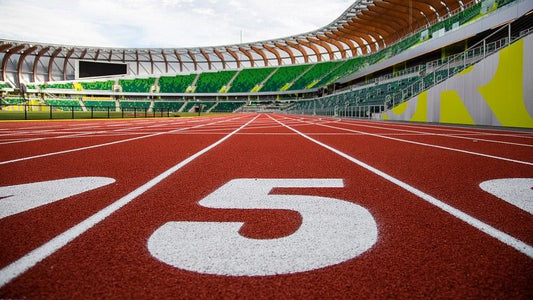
[78,61,127,78]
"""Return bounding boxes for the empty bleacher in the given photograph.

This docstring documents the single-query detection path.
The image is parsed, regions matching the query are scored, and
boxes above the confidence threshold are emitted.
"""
[119,101,151,109]
[194,71,237,93]
[262,65,309,91]
[81,81,114,91]
[211,102,245,112]
[153,101,184,111]
[158,74,196,93]
[119,78,155,93]
[45,99,83,111]
[229,68,276,92]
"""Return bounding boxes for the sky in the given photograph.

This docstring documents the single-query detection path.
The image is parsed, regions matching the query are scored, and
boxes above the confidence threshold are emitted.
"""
[0,0,353,48]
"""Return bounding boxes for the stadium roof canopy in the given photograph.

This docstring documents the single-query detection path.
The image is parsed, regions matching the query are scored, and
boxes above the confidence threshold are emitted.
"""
[0,0,476,85]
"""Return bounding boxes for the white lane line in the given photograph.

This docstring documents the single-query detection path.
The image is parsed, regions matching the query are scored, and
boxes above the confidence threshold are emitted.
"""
[0,114,259,288]
[286,116,533,166]
[269,114,533,259]
[338,119,533,147]
[342,118,533,139]
[0,132,98,145]
[0,116,244,165]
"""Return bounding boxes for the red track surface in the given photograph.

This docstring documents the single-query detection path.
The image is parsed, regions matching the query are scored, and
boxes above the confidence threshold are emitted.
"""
[0,114,531,299]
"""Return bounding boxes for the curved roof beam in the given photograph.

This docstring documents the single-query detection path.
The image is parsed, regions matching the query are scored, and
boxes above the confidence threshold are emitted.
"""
[173,50,184,72]
[372,2,424,35]
[297,39,323,62]
[347,14,396,45]
[325,32,358,57]
[250,46,269,67]
[307,37,334,60]
[200,49,212,70]
[286,41,309,63]
[384,0,438,27]
[336,27,376,52]
[0,43,13,53]
[33,46,51,82]
[47,48,63,82]
[413,0,449,18]
[273,42,296,64]
[187,50,198,71]
[161,50,169,73]
[213,49,227,69]
[2,45,25,82]
[63,48,75,81]
[338,25,382,51]
[261,44,282,66]
[238,47,255,67]
[365,6,410,33]
[225,48,241,69]
[356,12,401,44]
[316,35,346,59]
[328,30,365,55]
[17,46,38,85]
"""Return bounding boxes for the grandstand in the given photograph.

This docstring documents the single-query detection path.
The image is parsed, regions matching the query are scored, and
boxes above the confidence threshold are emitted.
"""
[0,0,531,128]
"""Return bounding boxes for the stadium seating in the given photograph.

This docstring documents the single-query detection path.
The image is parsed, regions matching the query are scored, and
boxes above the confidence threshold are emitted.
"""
[119,78,155,93]
[41,82,74,90]
[119,101,151,109]
[182,101,216,112]
[211,102,245,112]
[153,101,184,111]
[194,71,237,93]
[45,99,83,111]
[158,74,196,93]
[81,81,114,91]
[229,68,276,92]
[262,65,309,91]
[83,100,116,110]
[3,98,25,104]
[290,61,341,90]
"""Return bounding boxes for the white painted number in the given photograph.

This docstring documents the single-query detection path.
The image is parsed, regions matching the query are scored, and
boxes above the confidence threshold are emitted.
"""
[0,177,115,219]
[479,178,533,214]
[147,179,378,276]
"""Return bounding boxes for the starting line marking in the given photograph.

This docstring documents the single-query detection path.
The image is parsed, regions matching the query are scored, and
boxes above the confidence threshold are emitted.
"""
[0,115,258,288]
[269,114,533,259]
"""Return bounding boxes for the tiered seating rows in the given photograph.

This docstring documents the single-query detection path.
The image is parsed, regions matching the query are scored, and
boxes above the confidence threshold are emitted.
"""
[230,68,275,92]
[195,71,236,93]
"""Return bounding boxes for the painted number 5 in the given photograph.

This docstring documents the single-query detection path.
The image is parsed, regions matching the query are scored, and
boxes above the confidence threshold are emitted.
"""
[147,179,378,276]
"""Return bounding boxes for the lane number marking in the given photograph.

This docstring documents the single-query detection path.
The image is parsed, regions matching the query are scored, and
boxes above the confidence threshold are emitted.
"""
[148,178,378,276]
[480,178,533,215]
[0,177,115,220]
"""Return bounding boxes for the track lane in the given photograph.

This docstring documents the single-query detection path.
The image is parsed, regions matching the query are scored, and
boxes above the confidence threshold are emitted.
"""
[276,114,533,245]
[0,116,245,164]
[1,114,530,299]
[0,115,254,270]
[286,115,533,165]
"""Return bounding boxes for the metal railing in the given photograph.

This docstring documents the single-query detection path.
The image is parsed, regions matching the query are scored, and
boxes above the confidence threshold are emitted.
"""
[0,104,172,120]
[287,104,385,120]
[391,21,530,107]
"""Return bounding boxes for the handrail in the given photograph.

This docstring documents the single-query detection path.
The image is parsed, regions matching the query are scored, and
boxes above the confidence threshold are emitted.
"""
[391,20,530,107]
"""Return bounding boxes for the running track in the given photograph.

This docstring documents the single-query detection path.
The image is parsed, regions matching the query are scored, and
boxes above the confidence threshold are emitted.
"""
[0,114,531,299]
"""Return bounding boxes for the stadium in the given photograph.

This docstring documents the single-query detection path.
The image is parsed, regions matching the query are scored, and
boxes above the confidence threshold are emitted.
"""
[0,0,532,298]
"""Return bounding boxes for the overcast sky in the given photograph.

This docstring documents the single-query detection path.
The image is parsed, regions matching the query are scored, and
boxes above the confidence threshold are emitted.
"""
[0,0,353,48]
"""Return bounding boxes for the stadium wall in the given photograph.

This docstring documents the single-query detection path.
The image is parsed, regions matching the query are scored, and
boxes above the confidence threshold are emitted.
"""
[382,34,533,129]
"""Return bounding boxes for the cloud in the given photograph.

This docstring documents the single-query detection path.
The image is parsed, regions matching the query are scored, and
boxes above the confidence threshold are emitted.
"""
[0,0,352,48]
